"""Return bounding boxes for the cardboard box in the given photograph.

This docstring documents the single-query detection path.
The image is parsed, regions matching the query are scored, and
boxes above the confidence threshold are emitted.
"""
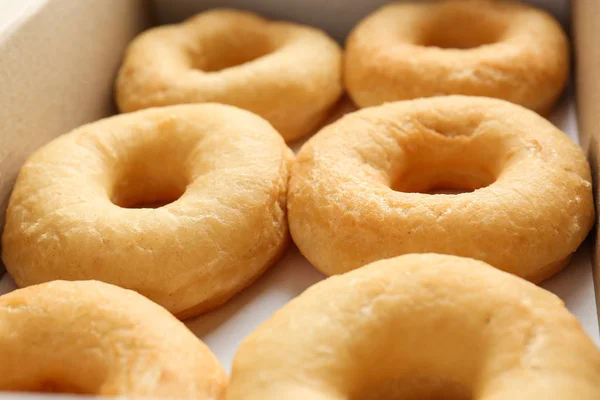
[0,0,598,397]
[574,0,600,314]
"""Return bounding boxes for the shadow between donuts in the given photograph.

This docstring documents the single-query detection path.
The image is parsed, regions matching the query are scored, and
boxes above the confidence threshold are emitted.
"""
[185,244,324,341]
[542,238,595,308]
[289,95,358,151]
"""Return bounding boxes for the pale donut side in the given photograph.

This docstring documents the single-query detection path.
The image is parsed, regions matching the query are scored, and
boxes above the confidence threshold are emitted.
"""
[2,104,293,319]
[0,280,227,398]
[288,96,594,281]
[227,254,600,400]
[116,8,343,142]
[344,0,569,114]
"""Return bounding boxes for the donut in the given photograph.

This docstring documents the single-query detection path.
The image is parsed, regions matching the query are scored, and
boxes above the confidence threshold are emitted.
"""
[116,8,343,142]
[288,96,594,282]
[344,0,569,114]
[228,253,600,400]
[2,104,293,319]
[0,280,226,398]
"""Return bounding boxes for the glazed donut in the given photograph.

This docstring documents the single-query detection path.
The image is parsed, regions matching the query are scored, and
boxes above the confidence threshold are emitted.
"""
[344,0,569,114]
[2,104,293,319]
[228,254,600,400]
[288,96,594,282]
[0,280,226,398]
[116,8,343,142]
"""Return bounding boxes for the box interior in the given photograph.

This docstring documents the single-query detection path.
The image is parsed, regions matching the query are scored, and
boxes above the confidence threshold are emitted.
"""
[152,0,571,41]
[1,1,598,396]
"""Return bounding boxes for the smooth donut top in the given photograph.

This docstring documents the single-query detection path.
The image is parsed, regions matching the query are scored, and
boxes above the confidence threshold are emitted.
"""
[0,280,226,398]
[289,96,594,279]
[116,8,343,141]
[228,254,600,400]
[344,0,569,113]
[2,104,292,316]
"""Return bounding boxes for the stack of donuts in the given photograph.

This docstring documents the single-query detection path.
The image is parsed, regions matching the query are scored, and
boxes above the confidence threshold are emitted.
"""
[1,0,599,399]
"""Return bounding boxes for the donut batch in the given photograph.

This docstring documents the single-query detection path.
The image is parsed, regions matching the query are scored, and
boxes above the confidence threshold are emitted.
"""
[1,0,599,398]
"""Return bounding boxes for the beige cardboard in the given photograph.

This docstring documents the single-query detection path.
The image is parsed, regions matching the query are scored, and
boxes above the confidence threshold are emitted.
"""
[574,0,600,313]
[0,0,151,273]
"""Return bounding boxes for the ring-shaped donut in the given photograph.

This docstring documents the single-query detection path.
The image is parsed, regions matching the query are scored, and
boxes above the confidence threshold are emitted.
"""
[228,254,600,400]
[288,96,594,282]
[0,280,227,398]
[344,0,569,114]
[2,104,293,319]
[116,8,343,142]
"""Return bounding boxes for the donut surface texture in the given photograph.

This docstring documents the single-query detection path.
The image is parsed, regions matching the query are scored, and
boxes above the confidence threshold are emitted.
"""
[2,104,293,319]
[0,280,226,398]
[227,254,600,400]
[344,0,569,114]
[288,96,594,282]
[116,8,343,142]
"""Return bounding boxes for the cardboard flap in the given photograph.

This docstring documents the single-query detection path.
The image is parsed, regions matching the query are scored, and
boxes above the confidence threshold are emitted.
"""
[574,0,600,312]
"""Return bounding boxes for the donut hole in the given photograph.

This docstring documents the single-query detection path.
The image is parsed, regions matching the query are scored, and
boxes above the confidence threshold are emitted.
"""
[393,168,496,194]
[112,182,186,209]
[419,8,507,49]
[111,171,187,208]
[8,375,93,395]
[355,375,472,400]
[110,143,189,209]
[189,27,276,72]
[389,118,506,194]
[421,27,500,50]
[18,380,89,395]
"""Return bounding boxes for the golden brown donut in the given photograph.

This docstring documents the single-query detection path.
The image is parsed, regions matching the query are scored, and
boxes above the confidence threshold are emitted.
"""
[0,280,226,398]
[344,0,569,114]
[116,8,343,142]
[228,254,600,400]
[2,104,293,319]
[288,96,594,282]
